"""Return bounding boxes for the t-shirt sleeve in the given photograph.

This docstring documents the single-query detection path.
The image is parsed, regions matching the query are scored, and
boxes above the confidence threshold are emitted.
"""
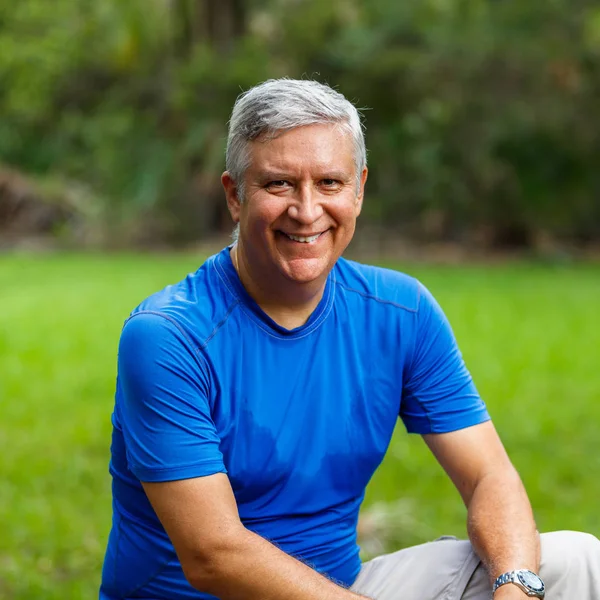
[117,311,226,482]
[400,283,490,434]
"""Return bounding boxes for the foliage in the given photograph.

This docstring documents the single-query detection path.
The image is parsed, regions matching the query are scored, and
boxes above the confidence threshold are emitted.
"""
[0,0,599,246]
[1,254,599,598]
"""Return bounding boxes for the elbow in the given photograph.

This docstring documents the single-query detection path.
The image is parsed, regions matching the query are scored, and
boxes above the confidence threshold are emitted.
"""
[183,558,221,594]
[180,528,248,594]
[182,553,219,593]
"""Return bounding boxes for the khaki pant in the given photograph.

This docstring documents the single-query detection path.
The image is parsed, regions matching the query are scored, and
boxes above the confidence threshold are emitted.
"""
[350,531,600,599]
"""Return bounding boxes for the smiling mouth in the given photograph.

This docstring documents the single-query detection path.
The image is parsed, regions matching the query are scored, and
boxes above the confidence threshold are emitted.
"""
[280,231,327,244]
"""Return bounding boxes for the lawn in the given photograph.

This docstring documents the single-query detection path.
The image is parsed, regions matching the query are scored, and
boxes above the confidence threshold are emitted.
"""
[1,253,599,599]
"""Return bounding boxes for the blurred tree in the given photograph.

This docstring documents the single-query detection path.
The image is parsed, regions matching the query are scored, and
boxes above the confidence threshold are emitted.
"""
[0,0,598,249]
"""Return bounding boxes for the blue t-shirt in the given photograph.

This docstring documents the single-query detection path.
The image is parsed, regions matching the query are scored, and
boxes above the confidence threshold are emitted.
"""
[100,247,489,600]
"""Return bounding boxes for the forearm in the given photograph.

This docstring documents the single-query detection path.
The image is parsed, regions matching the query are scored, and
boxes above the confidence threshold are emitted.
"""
[189,527,369,600]
[467,466,540,585]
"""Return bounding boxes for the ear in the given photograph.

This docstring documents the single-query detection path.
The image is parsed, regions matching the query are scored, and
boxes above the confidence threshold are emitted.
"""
[222,171,241,223]
[354,167,368,217]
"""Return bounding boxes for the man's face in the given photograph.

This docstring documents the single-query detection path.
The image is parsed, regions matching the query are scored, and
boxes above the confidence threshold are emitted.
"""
[227,123,367,285]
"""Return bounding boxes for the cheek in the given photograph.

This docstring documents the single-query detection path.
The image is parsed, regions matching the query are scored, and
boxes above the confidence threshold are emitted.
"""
[328,199,360,225]
[244,196,288,229]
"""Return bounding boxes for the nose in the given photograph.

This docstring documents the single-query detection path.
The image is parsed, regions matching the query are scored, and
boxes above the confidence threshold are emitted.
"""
[287,184,324,224]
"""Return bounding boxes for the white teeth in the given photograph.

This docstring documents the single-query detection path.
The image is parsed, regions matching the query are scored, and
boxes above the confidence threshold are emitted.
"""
[286,233,321,243]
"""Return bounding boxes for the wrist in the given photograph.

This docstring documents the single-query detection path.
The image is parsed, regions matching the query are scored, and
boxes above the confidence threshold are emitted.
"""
[493,585,530,599]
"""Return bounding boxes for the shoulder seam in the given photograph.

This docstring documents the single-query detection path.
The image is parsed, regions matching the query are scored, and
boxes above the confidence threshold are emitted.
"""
[127,303,240,354]
[334,281,420,313]
[199,300,240,350]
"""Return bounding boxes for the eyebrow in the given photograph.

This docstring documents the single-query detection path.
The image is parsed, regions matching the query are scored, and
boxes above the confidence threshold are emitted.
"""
[257,170,352,181]
[257,171,291,181]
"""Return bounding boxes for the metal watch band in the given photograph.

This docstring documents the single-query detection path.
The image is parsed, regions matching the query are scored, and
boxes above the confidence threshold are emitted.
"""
[492,569,545,598]
[493,571,515,592]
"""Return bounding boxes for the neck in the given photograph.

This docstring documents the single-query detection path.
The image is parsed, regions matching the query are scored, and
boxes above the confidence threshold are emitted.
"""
[231,245,327,329]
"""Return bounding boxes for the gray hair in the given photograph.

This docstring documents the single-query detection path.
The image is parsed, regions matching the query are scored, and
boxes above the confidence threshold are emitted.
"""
[226,78,367,205]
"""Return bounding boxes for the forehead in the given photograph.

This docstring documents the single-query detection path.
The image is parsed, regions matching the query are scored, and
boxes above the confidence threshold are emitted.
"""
[246,123,355,175]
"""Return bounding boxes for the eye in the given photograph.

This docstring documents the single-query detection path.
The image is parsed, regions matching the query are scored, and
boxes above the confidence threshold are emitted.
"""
[265,180,290,189]
[320,179,342,190]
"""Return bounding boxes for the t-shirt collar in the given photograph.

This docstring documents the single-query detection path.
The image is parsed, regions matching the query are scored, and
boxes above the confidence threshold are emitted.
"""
[215,246,335,337]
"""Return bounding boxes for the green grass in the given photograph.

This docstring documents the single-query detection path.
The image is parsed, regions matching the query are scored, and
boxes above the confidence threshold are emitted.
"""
[1,253,599,599]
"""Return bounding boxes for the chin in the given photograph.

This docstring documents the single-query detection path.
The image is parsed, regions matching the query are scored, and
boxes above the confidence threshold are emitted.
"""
[286,273,324,284]
[280,258,333,284]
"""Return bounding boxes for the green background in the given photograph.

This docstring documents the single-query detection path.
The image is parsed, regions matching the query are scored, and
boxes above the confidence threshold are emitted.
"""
[1,254,598,599]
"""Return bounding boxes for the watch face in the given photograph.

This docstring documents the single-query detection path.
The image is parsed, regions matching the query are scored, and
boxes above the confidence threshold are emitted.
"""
[517,570,544,591]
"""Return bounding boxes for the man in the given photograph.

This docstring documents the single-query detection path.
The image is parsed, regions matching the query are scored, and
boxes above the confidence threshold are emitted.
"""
[100,79,599,600]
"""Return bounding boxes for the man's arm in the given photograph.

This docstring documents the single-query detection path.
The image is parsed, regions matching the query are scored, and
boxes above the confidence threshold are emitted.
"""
[424,420,540,599]
[142,473,370,600]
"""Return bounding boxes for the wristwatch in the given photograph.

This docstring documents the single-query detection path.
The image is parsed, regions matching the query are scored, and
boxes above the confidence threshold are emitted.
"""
[493,569,545,597]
